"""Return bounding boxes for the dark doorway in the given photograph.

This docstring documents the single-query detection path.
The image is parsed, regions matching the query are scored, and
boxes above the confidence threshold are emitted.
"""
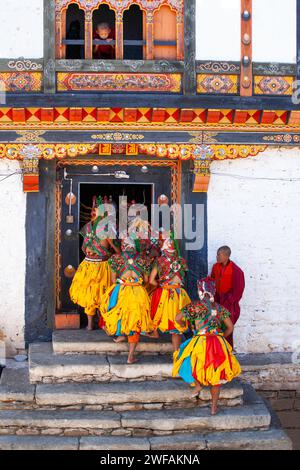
[77,183,153,326]
[79,182,153,261]
[58,162,173,327]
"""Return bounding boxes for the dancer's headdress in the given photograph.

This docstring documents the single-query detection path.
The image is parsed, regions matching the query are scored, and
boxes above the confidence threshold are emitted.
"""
[197,276,216,302]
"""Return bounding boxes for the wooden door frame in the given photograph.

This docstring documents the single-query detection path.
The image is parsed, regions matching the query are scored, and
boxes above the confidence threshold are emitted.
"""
[54,156,181,328]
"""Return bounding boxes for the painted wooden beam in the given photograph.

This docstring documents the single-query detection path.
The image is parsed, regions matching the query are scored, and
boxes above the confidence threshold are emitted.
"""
[240,0,253,97]
[44,0,56,93]
[2,93,300,110]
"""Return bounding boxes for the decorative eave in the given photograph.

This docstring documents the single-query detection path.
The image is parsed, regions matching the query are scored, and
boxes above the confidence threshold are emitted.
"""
[0,107,299,130]
[0,141,267,194]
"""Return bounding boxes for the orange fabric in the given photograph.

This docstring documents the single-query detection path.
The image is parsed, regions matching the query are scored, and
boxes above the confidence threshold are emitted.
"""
[211,262,233,295]
[128,333,140,344]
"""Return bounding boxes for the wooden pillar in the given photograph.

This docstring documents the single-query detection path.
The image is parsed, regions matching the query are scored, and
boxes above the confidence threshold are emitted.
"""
[85,9,93,60]
[183,0,196,95]
[115,11,124,60]
[145,11,154,60]
[55,11,62,59]
[61,9,67,59]
[240,0,253,96]
[44,0,56,93]
[176,8,184,61]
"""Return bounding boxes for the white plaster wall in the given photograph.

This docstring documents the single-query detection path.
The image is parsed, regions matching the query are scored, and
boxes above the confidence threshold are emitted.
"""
[196,0,241,61]
[0,160,26,357]
[253,0,297,63]
[0,0,44,58]
[207,148,300,354]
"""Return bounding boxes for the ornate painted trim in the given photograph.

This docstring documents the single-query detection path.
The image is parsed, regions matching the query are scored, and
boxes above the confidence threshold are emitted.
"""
[0,142,267,161]
[197,74,239,94]
[196,61,240,74]
[253,63,296,76]
[0,59,43,72]
[55,60,184,73]
[57,72,182,92]
[0,72,43,92]
[55,0,183,14]
[0,107,296,130]
[254,76,294,96]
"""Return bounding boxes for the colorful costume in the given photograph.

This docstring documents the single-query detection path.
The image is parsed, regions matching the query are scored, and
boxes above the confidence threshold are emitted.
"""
[69,217,112,317]
[151,237,191,334]
[211,261,245,347]
[173,277,241,387]
[100,238,152,343]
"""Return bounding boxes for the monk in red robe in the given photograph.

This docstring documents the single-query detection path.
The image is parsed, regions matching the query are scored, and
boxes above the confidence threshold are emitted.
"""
[211,246,245,348]
[93,23,115,60]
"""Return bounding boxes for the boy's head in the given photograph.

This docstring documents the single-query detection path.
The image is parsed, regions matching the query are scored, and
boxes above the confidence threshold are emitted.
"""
[217,246,231,264]
[96,23,111,39]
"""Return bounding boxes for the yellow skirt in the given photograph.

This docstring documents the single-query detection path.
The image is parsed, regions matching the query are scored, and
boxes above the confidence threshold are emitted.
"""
[173,334,241,387]
[151,287,191,334]
[69,259,111,316]
[100,283,152,336]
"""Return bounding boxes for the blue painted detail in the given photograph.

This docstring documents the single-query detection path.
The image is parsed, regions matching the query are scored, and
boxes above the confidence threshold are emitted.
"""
[108,285,121,311]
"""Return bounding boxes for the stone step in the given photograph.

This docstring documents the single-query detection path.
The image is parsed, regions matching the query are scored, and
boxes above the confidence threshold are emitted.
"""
[35,379,243,410]
[0,368,35,406]
[0,435,79,450]
[148,428,292,450]
[0,428,292,450]
[53,330,173,355]
[29,343,175,383]
[0,402,271,437]
[0,367,243,410]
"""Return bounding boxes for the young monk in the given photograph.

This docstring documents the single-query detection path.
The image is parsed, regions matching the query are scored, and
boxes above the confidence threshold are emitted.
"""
[69,197,119,331]
[173,277,241,415]
[93,22,115,59]
[100,233,153,364]
[211,246,245,347]
[149,230,191,352]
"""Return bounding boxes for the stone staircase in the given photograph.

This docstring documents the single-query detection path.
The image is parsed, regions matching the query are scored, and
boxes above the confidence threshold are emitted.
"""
[0,330,292,450]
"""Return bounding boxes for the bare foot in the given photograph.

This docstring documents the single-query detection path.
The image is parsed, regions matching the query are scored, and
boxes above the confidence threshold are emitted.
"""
[127,357,138,364]
[147,331,160,339]
[191,386,202,399]
[211,405,219,415]
[86,326,94,331]
[113,336,126,343]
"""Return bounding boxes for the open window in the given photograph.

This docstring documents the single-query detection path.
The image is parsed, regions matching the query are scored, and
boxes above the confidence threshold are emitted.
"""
[123,5,144,60]
[93,4,116,60]
[65,4,85,60]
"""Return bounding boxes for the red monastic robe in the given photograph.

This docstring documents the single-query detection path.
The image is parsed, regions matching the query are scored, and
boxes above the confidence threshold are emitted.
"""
[211,261,245,347]
[93,29,115,60]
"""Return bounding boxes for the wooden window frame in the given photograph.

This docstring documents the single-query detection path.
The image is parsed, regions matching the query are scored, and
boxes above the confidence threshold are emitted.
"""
[55,0,184,61]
